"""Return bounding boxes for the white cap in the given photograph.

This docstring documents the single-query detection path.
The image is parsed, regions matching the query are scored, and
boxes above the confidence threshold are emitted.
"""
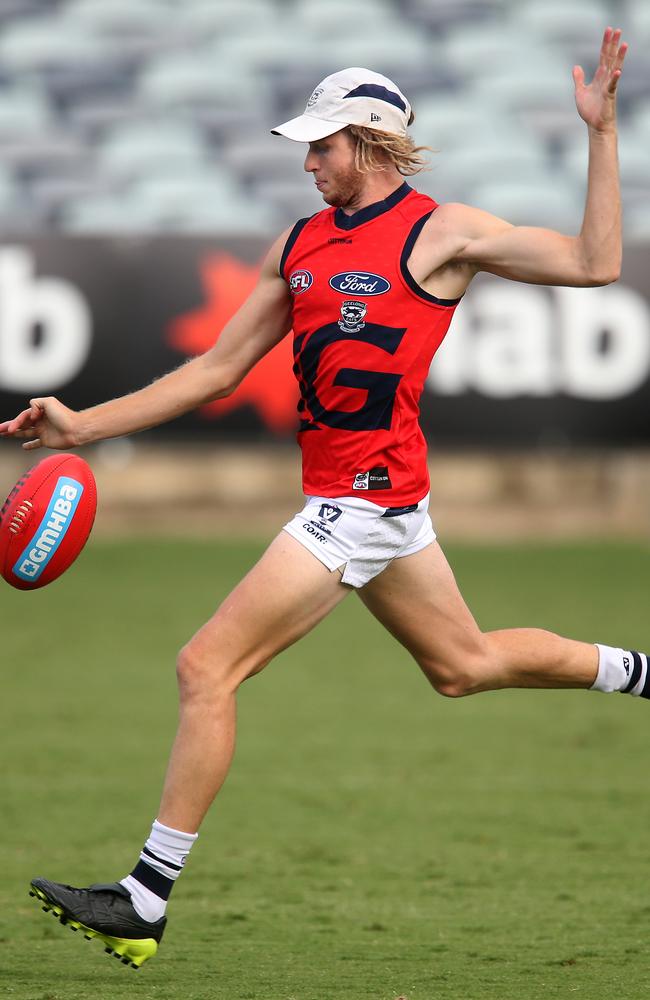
[271,67,411,143]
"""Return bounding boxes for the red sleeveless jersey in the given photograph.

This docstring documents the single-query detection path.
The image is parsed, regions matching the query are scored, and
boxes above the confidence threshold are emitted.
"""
[281,183,461,506]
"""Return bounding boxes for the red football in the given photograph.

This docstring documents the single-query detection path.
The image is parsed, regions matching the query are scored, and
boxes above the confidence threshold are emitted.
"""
[0,454,97,590]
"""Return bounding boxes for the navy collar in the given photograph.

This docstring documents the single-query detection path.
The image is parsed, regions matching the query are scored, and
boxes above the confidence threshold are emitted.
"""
[334,182,412,230]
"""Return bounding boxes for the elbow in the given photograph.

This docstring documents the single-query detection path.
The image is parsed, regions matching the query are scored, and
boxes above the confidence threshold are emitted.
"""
[584,266,620,287]
[605,262,622,284]
[218,363,246,398]
[580,246,622,287]
[199,360,241,403]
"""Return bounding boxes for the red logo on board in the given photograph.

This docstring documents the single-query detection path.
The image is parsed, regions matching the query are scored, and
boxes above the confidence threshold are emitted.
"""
[167,253,298,434]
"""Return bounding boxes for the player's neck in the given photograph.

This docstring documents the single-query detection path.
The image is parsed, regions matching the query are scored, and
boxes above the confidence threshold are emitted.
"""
[338,174,405,216]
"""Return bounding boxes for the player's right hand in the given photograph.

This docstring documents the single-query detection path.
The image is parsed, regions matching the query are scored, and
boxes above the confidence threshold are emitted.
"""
[0,397,81,451]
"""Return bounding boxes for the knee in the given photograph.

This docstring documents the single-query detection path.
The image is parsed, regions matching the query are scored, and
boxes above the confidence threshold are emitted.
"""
[419,637,491,699]
[176,640,231,701]
[429,670,474,699]
[176,635,267,702]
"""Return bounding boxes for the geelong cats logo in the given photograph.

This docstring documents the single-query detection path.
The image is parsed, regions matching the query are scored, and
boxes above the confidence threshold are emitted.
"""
[338,299,367,333]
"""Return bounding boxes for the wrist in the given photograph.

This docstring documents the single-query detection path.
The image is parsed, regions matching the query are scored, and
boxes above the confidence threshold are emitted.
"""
[75,410,99,446]
[587,122,617,139]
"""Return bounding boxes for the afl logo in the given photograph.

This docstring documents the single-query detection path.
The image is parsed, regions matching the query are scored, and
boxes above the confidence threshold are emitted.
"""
[329,271,391,296]
[289,269,313,294]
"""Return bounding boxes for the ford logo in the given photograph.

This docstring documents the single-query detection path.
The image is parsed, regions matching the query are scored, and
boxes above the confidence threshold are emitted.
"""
[329,271,391,296]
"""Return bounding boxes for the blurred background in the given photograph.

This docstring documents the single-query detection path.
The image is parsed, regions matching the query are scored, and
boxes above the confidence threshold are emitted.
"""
[0,0,648,539]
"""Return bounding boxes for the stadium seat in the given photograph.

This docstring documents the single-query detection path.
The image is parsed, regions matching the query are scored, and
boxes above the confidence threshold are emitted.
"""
[66,98,151,142]
[0,85,52,137]
[60,194,156,234]
[0,16,111,71]
[214,29,341,71]
[0,0,53,24]
[443,25,532,78]
[513,0,611,47]
[410,95,521,152]
[31,172,120,224]
[0,0,644,237]
[0,164,20,212]
[563,131,650,198]
[223,135,307,185]
[97,120,209,180]
[330,35,432,69]
[482,71,574,115]
[62,187,269,235]
[629,102,650,143]
[252,177,323,227]
[470,176,583,230]
[63,0,169,36]
[0,202,49,234]
[431,139,550,191]
[162,198,279,235]
[64,1,170,62]
[629,0,650,44]
[177,0,277,38]
[130,168,240,201]
[292,0,397,34]
[467,70,577,143]
[624,202,650,243]
[137,53,262,112]
[195,106,273,146]
[0,131,90,179]
[411,164,463,204]
[381,64,460,104]
[405,0,504,33]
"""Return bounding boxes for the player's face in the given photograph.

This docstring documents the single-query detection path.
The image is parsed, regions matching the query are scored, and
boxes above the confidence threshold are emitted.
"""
[304,130,365,209]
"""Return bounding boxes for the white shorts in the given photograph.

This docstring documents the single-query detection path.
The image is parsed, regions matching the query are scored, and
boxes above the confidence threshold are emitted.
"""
[282,493,436,588]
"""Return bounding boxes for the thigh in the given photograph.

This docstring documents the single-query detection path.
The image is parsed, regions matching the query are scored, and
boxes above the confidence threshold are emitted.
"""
[185,530,351,682]
[358,540,484,671]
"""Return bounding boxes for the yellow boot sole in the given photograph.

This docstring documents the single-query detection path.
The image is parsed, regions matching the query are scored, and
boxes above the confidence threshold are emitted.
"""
[29,883,159,969]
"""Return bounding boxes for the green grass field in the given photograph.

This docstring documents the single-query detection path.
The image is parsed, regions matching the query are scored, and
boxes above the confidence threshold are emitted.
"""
[2,538,650,1000]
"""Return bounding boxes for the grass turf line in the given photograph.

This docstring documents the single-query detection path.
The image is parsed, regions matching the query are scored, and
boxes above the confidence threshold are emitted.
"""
[1,539,649,1000]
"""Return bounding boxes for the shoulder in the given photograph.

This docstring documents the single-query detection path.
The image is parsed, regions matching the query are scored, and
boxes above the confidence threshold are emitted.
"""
[275,208,334,279]
[421,201,513,242]
[259,225,298,281]
[404,200,513,296]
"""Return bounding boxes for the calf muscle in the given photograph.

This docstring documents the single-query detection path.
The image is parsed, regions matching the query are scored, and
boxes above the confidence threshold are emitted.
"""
[158,532,350,832]
[358,542,598,696]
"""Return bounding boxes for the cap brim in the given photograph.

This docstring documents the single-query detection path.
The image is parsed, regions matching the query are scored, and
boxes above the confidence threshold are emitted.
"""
[271,114,346,142]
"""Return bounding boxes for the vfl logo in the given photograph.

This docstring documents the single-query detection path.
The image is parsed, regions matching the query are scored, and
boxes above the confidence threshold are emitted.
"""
[309,502,343,538]
[338,300,367,334]
[13,476,84,581]
[318,503,342,524]
[289,269,313,294]
[329,271,391,296]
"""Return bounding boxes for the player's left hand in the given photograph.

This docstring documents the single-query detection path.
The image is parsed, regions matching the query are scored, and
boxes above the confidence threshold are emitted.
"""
[573,27,627,133]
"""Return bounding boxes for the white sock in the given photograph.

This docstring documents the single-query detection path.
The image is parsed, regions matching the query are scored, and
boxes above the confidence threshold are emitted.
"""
[121,874,167,924]
[121,819,198,923]
[592,644,649,696]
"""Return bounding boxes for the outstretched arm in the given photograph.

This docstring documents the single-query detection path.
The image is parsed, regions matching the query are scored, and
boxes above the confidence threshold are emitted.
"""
[0,229,293,450]
[444,27,627,287]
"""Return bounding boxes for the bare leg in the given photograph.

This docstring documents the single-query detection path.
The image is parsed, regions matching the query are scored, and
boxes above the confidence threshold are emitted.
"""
[358,541,598,697]
[158,532,350,832]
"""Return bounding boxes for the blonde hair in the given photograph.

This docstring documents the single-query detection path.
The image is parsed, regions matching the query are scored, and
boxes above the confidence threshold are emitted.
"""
[347,121,430,176]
